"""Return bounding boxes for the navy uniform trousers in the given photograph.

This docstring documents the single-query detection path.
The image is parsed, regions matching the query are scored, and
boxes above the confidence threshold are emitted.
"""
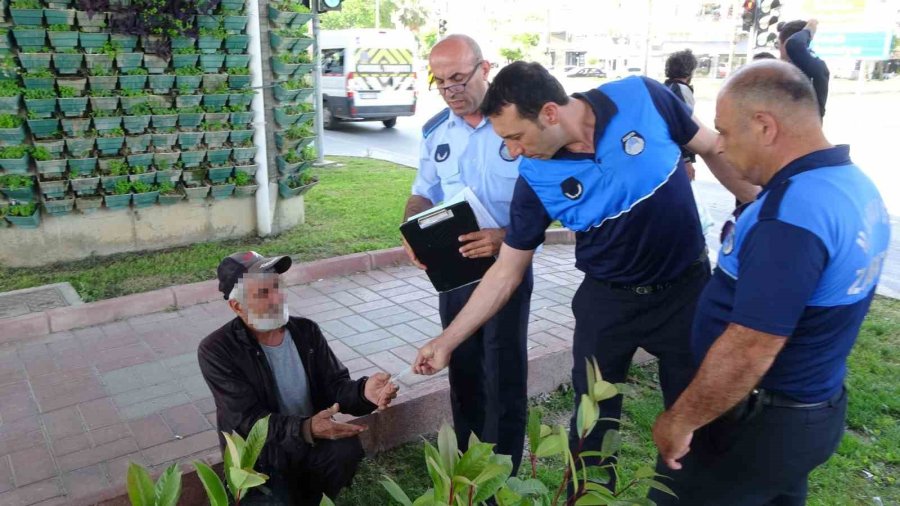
[650,388,847,506]
[569,259,710,485]
[441,266,533,475]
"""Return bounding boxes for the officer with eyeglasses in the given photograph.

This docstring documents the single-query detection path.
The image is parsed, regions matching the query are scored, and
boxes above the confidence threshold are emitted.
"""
[400,34,532,474]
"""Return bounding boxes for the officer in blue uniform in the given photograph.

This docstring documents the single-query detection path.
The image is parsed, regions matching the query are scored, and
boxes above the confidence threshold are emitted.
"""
[652,61,890,505]
[412,61,757,488]
[401,35,532,473]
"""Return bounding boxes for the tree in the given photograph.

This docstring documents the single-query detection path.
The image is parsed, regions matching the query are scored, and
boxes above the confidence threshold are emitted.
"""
[391,0,429,35]
[499,47,524,63]
[419,29,438,59]
[319,0,394,30]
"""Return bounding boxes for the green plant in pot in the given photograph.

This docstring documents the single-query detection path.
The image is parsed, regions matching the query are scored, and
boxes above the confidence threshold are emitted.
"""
[0,79,23,111]
[0,173,36,201]
[0,112,26,146]
[5,201,40,228]
[130,180,158,208]
[0,145,31,173]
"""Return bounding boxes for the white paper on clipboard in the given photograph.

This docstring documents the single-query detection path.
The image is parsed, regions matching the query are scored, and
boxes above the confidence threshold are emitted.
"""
[445,187,499,230]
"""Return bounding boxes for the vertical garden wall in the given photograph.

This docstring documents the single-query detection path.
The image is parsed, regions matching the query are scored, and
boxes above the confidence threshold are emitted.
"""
[0,0,320,267]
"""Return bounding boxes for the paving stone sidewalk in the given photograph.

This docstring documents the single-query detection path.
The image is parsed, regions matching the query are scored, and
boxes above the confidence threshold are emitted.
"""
[0,244,586,506]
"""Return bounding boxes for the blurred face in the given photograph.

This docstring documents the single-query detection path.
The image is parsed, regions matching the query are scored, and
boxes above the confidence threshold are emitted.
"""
[714,94,763,184]
[490,104,565,160]
[234,273,288,331]
[429,43,489,117]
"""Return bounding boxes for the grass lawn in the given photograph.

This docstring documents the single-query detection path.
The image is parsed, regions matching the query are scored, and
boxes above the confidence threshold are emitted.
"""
[339,297,900,506]
[0,157,414,302]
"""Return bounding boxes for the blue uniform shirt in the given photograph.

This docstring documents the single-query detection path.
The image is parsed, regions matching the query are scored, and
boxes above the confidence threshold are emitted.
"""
[412,108,521,228]
[693,145,890,402]
[505,77,703,285]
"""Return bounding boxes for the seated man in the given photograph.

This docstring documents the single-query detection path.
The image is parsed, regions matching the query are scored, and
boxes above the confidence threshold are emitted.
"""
[198,252,398,505]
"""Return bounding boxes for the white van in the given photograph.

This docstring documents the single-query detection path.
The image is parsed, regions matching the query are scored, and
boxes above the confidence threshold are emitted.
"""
[319,29,418,129]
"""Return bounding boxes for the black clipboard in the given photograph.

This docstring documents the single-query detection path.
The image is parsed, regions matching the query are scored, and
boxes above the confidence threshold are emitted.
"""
[400,201,495,293]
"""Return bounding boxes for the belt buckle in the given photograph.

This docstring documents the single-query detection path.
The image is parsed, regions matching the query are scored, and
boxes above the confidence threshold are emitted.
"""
[634,286,652,295]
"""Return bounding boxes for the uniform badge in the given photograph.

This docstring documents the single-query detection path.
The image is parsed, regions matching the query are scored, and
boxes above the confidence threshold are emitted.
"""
[721,227,735,255]
[434,143,450,162]
[561,177,584,200]
[499,141,517,162]
[621,131,645,156]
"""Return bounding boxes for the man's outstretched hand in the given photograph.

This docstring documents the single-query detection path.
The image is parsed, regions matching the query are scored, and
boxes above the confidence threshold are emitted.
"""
[309,404,366,440]
[365,372,399,410]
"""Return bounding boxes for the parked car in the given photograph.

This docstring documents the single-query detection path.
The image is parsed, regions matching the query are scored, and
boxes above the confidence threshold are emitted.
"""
[568,67,607,78]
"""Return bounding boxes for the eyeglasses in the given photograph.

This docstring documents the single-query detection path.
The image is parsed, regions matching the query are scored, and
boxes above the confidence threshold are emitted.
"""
[719,201,751,245]
[429,61,483,95]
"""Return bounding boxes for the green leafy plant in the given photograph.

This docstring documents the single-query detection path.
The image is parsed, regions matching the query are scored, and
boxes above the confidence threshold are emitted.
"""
[104,127,126,137]
[10,0,42,9]
[0,80,23,98]
[131,180,153,193]
[90,88,117,97]
[282,102,314,115]
[7,202,37,217]
[127,67,149,75]
[380,358,676,506]
[275,26,307,38]
[204,82,229,95]
[301,145,316,161]
[130,164,148,175]
[0,174,34,189]
[30,146,51,161]
[199,26,227,39]
[174,66,203,76]
[284,122,313,140]
[129,102,153,115]
[173,46,198,55]
[177,105,204,114]
[284,171,314,188]
[0,145,28,158]
[157,181,177,194]
[126,462,182,506]
[0,114,24,129]
[202,121,227,132]
[111,179,132,195]
[280,77,311,90]
[101,41,121,57]
[151,106,177,115]
[24,88,56,99]
[233,171,253,186]
[25,69,54,78]
[282,150,302,164]
[278,52,312,64]
[106,159,129,175]
[275,0,310,14]
[120,89,148,97]
[227,66,249,75]
[194,414,271,506]
[48,24,72,32]
[57,86,79,98]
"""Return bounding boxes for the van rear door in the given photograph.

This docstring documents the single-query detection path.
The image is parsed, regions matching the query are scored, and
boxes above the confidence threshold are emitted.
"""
[351,47,416,114]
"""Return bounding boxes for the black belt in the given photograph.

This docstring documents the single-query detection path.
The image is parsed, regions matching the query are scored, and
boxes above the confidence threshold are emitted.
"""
[753,387,844,409]
[601,256,709,295]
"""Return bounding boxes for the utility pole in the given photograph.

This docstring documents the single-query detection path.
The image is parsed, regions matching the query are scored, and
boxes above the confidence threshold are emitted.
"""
[312,0,325,164]
[642,0,652,75]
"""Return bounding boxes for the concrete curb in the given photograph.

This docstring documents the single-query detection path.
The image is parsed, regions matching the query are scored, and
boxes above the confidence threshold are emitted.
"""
[0,229,576,345]
[74,326,576,505]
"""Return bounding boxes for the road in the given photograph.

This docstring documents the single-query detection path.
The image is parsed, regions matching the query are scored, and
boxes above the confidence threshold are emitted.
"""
[321,80,900,297]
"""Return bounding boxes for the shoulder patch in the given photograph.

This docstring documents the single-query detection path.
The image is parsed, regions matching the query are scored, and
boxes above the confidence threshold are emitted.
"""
[422,108,450,139]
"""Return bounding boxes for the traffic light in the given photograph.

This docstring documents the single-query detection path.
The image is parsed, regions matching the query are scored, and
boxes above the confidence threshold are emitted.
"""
[438,19,447,36]
[755,0,782,47]
[303,0,342,12]
[741,0,755,32]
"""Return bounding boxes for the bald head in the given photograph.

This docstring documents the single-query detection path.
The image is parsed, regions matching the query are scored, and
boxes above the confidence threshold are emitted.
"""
[715,60,831,186]
[431,34,483,64]
[720,60,820,123]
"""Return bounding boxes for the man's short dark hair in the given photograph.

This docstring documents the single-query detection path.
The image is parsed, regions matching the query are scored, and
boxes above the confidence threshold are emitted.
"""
[724,60,819,115]
[777,20,807,42]
[665,49,697,80]
[481,61,569,121]
[753,51,777,60]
